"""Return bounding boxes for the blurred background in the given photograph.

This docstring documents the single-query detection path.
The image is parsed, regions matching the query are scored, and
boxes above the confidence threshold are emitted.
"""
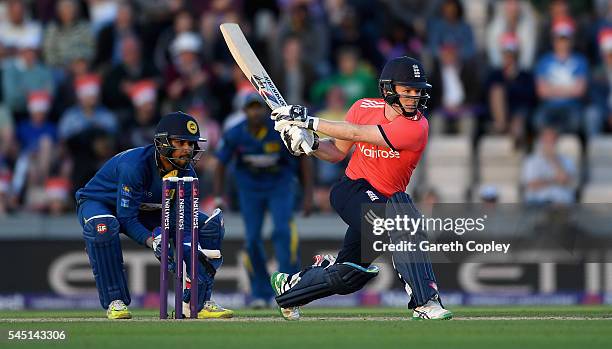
[0,0,611,310]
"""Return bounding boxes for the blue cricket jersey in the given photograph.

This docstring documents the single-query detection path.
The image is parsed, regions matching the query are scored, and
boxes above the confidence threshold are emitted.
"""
[75,144,196,245]
[215,119,297,191]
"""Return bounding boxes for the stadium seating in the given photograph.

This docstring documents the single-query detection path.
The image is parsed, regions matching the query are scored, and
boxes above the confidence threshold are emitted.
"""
[474,135,522,203]
[423,136,472,202]
[582,136,612,203]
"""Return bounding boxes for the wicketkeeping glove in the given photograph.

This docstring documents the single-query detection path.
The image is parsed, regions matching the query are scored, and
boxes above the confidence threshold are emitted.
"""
[152,227,177,274]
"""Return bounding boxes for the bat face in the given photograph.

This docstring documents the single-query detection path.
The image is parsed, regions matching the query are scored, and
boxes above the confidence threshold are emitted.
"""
[250,75,286,109]
[220,22,287,110]
[220,22,313,154]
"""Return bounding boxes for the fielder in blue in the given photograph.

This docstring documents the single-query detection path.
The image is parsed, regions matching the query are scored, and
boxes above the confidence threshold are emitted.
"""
[76,111,234,319]
[214,93,313,307]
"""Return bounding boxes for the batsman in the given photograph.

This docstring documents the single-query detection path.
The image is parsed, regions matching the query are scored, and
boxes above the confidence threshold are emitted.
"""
[270,56,453,320]
[75,111,233,319]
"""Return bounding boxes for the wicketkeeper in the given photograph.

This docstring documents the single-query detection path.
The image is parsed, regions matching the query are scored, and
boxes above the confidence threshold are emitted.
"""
[75,111,233,319]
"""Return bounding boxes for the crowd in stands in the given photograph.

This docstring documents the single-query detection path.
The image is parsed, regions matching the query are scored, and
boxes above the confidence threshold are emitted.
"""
[0,0,611,216]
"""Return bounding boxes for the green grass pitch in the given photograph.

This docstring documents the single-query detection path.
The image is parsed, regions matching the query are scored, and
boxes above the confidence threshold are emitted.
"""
[1,306,611,349]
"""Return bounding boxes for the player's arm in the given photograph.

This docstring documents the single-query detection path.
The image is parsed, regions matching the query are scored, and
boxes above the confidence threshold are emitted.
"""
[272,105,392,149]
[313,138,353,163]
[115,163,153,246]
[315,119,389,148]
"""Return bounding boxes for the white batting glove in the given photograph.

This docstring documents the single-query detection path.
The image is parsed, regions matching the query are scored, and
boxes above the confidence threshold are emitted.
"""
[272,105,320,131]
[280,126,319,156]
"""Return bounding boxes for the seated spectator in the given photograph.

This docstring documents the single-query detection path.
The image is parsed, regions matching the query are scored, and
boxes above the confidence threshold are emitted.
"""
[94,1,141,70]
[0,104,16,167]
[51,55,91,118]
[486,0,537,70]
[479,185,499,205]
[164,32,213,111]
[2,36,54,121]
[120,79,160,149]
[102,35,160,113]
[277,1,330,77]
[11,91,58,211]
[586,28,612,135]
[533,18,588,134]
[271,35,316,106]
[59,74,117,194]
[154,9,195,72]
[310,46,378,109]
[486,33,535,145]
[428,0,475,62]
[521,127,576,205]
[59,74,117,140]
[430,43,481,135]
[377,19,423,65]
[44,177,71,215]
[0,0,42,58]
[43,0,94,79]
[87,0,119,34]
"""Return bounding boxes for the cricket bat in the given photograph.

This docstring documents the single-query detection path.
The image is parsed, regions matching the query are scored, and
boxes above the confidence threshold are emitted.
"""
[220,22,313,154]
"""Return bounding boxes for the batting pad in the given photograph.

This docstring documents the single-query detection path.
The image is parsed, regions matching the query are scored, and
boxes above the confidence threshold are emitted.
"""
[83,215,130,309]
[386,192,439,308]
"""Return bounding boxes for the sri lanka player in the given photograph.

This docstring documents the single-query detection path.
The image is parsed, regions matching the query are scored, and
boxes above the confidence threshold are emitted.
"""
[75,111,233,319]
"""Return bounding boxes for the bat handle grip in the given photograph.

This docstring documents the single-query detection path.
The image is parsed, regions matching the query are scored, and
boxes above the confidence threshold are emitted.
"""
[301,142,314,155]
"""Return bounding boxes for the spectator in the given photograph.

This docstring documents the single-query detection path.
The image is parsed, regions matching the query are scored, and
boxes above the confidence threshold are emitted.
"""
[44,177,71,215]
[164,32,213,112]
[2,36,54,121]
[94,1,141,69]
[486,0,537,70]
[59,74,117,140]
[310,46,378,109]
[277,1,329,77]
[271,35,316,106]
[377,19,423,65]
[586,28,612,135]
[59,74,117,194]
[51,55,91,118]
[537,0,588,57]
[42,0,94,77]
[11,91,58,211]
[0,0,42,57]
[533,18,588,134]
[0,105,16,167]
[102,35,160,113]
[430,43,481,135]
[87,0,119,34]
[479,185,499,204]
[485,33,535,144]
[428,0,475,62]
[120,79,159,149]
[326,2,380,66]
[522,127,577,205]
[154,9,195,72]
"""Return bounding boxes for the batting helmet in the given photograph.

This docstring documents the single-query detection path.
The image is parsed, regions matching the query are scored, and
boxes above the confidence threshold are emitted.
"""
[154,111,207,170]
[378,56,431,118]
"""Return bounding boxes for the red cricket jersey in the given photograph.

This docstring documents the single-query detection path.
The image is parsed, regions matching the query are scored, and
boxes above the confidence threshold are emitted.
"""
[344,98,429,197]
